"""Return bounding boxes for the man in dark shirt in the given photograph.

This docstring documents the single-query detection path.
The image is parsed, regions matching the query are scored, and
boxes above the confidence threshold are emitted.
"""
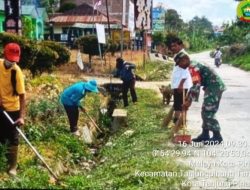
[116,58,137,107]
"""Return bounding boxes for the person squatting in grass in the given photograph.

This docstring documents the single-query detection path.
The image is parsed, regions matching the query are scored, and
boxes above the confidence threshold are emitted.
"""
[176,52,226,144]
[115,58,137,107]
[166,37,193,124]
[60,80,99,136]
[0,43,26,176]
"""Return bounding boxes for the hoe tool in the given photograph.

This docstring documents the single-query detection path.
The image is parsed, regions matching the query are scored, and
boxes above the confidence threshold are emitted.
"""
[79,107,102,133]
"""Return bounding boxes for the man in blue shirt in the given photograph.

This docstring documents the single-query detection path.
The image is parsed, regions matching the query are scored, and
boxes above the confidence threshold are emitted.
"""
[116,58,137,107]
[60,80,99,136]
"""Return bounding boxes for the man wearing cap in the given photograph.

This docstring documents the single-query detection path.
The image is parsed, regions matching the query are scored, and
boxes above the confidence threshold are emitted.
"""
[60,80,99,136]
[0,43,26,176]
[166,37,192,124]
[178,54,226,144]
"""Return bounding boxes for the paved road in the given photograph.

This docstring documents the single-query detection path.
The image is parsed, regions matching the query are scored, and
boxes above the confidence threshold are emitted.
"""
[85,53,250,189]
[179,51,250,190]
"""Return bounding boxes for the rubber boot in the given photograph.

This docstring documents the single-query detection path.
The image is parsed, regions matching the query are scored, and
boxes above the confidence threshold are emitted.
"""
[192,129,210,142]
[204,130,223,145]
[6,146,18,176]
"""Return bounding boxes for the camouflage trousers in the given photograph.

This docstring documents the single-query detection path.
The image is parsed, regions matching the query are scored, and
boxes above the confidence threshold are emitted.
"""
[201,88,224,132]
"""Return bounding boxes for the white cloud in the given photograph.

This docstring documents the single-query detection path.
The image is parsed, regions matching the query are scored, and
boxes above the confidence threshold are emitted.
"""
[153,0,238,26]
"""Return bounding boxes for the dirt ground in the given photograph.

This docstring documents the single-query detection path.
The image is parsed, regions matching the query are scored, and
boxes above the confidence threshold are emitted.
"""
[56,49,146,77]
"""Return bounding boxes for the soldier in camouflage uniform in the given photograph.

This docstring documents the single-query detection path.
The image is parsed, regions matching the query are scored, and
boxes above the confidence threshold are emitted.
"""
[176,53,226,144]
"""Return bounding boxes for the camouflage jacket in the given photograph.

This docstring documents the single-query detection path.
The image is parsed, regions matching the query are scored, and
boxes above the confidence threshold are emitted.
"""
[188,60,226,102]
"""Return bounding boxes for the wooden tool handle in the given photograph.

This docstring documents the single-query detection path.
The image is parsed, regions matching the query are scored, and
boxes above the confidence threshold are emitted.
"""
[182,89,187,134]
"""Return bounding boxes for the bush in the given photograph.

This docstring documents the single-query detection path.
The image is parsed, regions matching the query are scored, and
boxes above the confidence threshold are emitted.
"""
[106,39,119,56]
[229,43,247,57]
[29,45,58,76]
[75,35,105,65]
[221,43,248,62]
[0,33,70,76]
[41,41,70,66]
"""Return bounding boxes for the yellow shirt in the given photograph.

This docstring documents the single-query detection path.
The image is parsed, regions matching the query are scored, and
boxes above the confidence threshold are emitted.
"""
[0,59,25,111]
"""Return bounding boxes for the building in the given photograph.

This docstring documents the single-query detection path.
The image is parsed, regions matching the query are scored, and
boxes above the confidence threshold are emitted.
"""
[213,25,224,37]
[0,0,48,40]
[22,5,48,39]
[48,2,122,46]
[60,0,129,25]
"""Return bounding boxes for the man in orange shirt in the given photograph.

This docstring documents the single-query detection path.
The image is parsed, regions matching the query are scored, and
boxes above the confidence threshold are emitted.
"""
[0,43,25,176]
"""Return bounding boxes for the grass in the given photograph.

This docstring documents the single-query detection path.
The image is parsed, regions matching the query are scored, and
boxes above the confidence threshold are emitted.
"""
[230,53,250,71]
[61,50,173,81]
[136,60,173,81]
[0,88,188,189]
[61,89,188,189]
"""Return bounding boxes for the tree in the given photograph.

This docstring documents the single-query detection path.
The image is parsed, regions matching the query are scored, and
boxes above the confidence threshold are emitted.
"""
[218,19,250,45]
[58,2,76,12]
[75,35,103,67]
[186,16,214,51]
[40,0,60,13]
[152,32,164,46]
[188,16,213,37]
[21,16,35,39]
[164,9,184,32]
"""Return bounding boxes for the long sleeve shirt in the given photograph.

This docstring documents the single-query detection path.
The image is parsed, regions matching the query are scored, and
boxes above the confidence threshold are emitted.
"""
[60,82,87,106]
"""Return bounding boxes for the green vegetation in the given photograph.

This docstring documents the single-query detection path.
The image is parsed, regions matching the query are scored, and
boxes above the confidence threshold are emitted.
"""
[0,85,187,189]
[227,53,250,71]
[207,19,250,71]
[136,60,173,81]
[153,8,215,53]
[0,33,70,76]
[62,89,187,189]
[75,35,121,66]
[217,20,250,46]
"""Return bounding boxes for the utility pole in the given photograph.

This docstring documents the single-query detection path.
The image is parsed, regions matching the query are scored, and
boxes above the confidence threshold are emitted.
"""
[120,0,126,57]
[105,0,111,38]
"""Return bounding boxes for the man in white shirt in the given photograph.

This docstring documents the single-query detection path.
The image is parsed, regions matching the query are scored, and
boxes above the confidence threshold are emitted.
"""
[166,37,193,123]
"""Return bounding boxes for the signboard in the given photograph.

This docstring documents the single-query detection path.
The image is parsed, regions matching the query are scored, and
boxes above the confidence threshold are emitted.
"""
[134,0,152,30]
[152,6,165,32]
[152,20,165,31]
[112,30,131,44]
[128,1,135,32]
[96,24,106,44]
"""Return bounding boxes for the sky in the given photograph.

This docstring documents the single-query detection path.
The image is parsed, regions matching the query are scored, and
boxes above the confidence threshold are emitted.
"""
[153,0,239,26]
